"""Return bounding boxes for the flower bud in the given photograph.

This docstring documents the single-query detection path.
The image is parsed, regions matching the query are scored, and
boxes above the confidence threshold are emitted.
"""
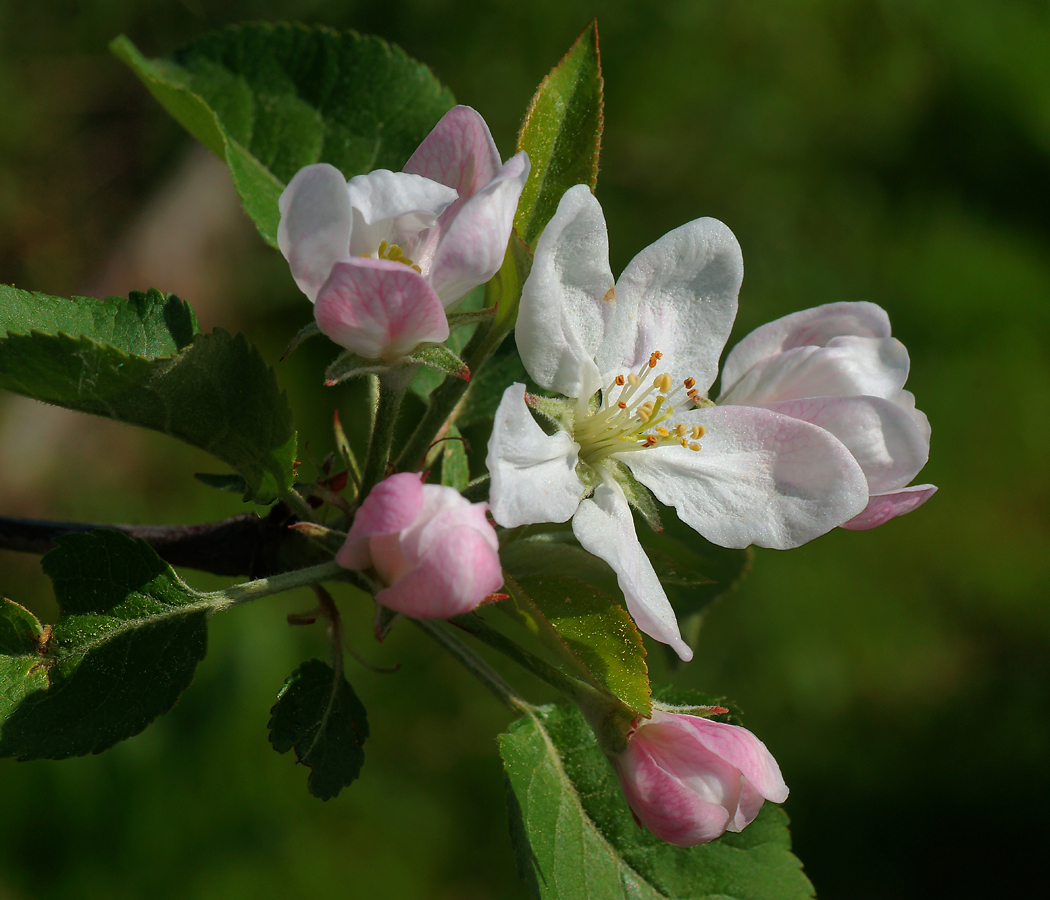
[337,472,502,618]
[612,710,788,847]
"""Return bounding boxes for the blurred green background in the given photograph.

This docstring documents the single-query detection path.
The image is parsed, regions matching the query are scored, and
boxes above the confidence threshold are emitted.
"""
[2,1,1048,897]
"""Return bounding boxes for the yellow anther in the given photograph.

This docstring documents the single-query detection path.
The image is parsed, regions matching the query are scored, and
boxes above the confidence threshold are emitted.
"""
[655,373,672,392]
[615,375,626,386]
[637,401,655,423]
[689,442,702,452]
[378,240,390,256]
[627,374,640,386]
[692,425,705,439]
[675,424,687,436]
[656,426,670,437]
[679,437,689,448]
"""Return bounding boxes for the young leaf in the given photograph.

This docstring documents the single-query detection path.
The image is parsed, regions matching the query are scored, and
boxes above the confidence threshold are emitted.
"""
[0,288,296,504]
[112,25,455,247]
[498,703,814,900]
[501,573,651,717]
[440,423,470,491]
[269,658,370,801]
[0,532,213,761]
[514,21,604,246]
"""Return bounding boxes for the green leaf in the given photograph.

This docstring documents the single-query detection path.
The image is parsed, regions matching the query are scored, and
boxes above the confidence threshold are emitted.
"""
[440,423,470,491]
[407,344,469,380]
[0,285,198,354]
[269,658,369,801]
[194,472,250,494]
[0,289,296,504]
[456,338,528,428]
[483,232,533,335]
[410,284,485,401]
[608,459,662,533]
[514,21,604,247]
[498,702,814,900]
[112,24,455,248]
[0,532,212,760]
[502,573,651,717]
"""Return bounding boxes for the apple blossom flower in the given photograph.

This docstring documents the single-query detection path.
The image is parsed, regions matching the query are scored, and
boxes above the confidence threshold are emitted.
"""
[613,709,788,847]
[278,106,530,363]
[718,302,936,529]
[486,185,868,660]
[337,472,503,618]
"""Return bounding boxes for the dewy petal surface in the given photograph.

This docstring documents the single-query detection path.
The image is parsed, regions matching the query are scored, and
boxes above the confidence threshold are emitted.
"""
[516,184,614,403]
[486,383,585,527]
[597,217,743,392]
[760,396,929,494]
[718,335,911,406]
[314,259,450,362]
[277,163,353,302]
[841,484,938,530]
[624,405,868,549]
[572,480,693,661]
[345,169,457,256]
[426,152,530,307]
[720,301,892,395]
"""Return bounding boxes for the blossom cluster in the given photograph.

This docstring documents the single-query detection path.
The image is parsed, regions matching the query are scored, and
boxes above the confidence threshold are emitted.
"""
[279,106,935,846]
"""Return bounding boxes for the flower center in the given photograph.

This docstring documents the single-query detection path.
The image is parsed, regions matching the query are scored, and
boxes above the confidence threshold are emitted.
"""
[366,241,423,274]
[575,351,711,466]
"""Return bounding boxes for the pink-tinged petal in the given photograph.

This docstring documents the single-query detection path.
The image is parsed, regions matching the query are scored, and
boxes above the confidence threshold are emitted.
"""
[377,527,503,618]
[760,396,929,494]
[664,713,789,804]
[597,217,743,394]
[841,484,937,530]
[401,485,499,562]
[893,389,932,442]
[516,184,614,403]
[314,259,450,363]
[426,152,531,307]
[624,405,868,549]
[277,164,352,302]
[336,472,424,569]
[718,335,911,406]
[486,383,585,527]
[345,169,458,256]
[403,105,503,201]
[720,301,892,395]
[572,480,692,661]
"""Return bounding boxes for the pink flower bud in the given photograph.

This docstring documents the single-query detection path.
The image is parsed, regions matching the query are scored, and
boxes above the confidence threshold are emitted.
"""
[613,710,789,847]
[336,472,503,618]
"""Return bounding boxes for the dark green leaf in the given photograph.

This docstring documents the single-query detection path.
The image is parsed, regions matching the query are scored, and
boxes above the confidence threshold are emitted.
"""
[502,573,651,717]
[194,472,250,494]
[498,702,814,900]
[456,337,528,428]
[0,285,198,354]
[0,532,212,760]
[440,423,470,491]
[112,25,455,247]
[0,295,296,504]
[269,658,369,801]
[514,21,603,246]
[0,599,45,656]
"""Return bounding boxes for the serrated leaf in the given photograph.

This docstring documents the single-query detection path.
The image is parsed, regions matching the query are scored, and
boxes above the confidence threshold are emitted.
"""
[498,702,814,900]
[0,285,198,354]
[502,573,650,717]
[440,423,470,491]
[0,599,45,656]
[269,658,369,801]
[515,21,603,246]
[0,292,296,504]
[0,531,212,760]
[112,24,455,247]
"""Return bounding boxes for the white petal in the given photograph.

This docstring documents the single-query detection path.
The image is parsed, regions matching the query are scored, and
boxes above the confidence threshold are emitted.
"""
[277,164,352,302]
[516,184,613,402]
[720,301,892,396]
[892,389,932,442]
[761,396,929,493]
[427,152,530,307]
[572,479,692,661]
[624,405,868,549]
[718,335,910,406]
[345,170,458,256]
[486,383,585,527]
[597,218,743,394]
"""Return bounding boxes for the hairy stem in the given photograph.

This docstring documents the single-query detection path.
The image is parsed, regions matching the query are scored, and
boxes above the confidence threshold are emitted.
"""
[207,559,347,611]
[359,368,414,499]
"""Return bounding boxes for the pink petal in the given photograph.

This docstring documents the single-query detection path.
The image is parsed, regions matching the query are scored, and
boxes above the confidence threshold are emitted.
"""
[314,259,451,363]
[277,164,352,302]
[841,484,937,530]
[336,473,424,569]
[403,105,503,201]
[427,152,530,307]
[721,301,892,395]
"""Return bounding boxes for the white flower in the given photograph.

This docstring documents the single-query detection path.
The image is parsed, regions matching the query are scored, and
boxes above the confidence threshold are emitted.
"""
[718,302,936,529]
[485,186,868,660]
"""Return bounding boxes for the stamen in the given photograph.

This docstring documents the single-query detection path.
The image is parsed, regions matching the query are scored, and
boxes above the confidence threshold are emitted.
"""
[615,375,625,386]
[656,427,669,437]
[684,377,696,389]
[627,374,639,386]
[689,442,702,452]
[655,373,672,392]
[692,425,705,439]
[617,401,627,409]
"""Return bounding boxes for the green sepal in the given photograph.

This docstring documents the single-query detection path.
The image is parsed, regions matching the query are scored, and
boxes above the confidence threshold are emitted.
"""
[406,344,469,380]
[269,658,369,801]
[0,532,212,760]
[446,306,496,331]
[325,350,388,385]
[526,392,576,431]
[282,319,322,359]
[607,459,663,533]
[514,21,604,247]
[498,701,814,900]
[112,25,455,248]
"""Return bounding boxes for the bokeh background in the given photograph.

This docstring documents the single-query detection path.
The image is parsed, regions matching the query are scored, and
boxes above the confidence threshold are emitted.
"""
[2,1,1048,897]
